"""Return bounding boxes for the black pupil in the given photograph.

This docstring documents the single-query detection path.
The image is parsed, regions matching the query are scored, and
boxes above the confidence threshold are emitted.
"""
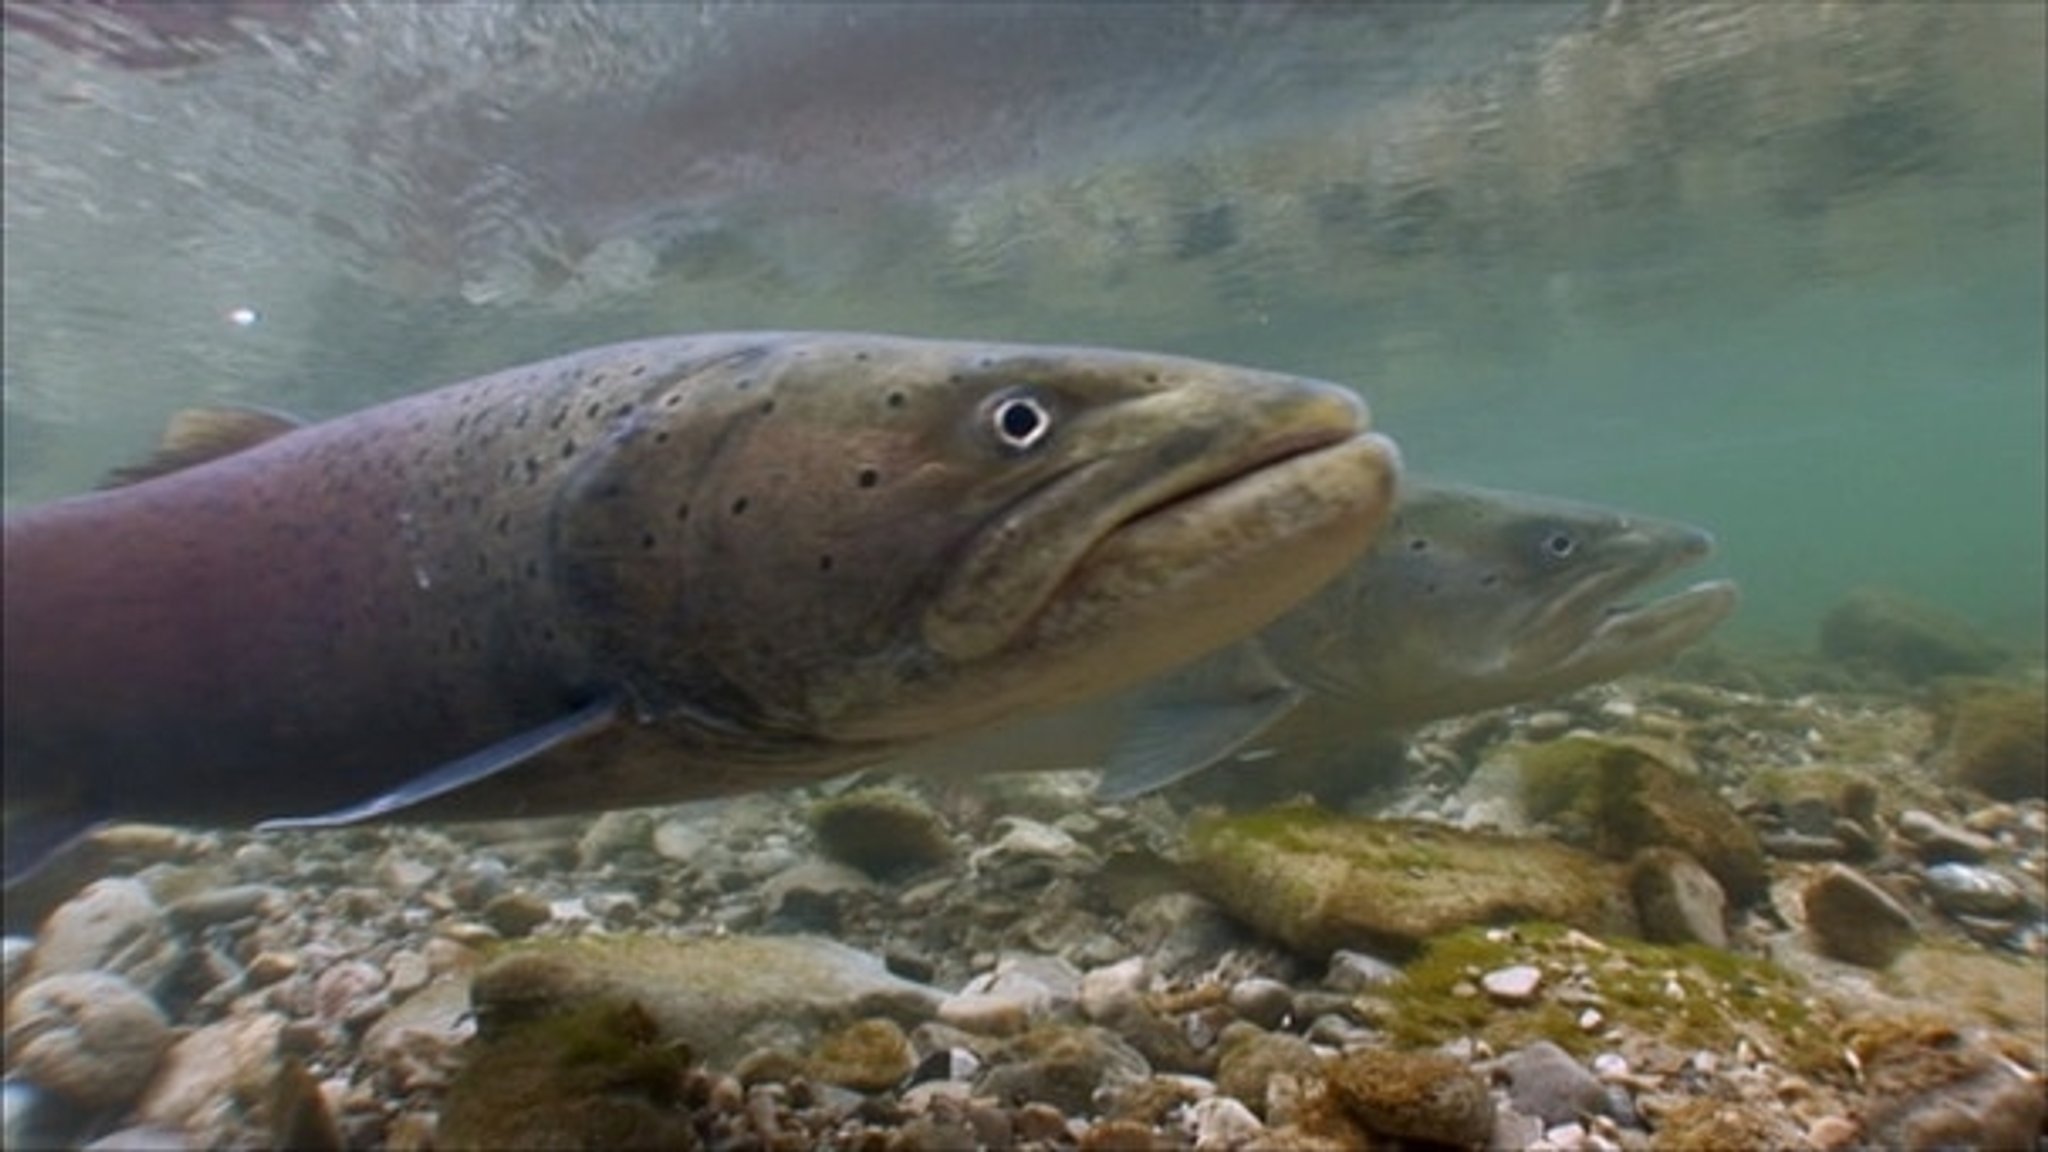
[997,399,1043,443]
[1546,533,1575,557]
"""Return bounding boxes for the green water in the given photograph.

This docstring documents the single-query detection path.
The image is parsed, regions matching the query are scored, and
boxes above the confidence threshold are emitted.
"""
[4,2,2044,658]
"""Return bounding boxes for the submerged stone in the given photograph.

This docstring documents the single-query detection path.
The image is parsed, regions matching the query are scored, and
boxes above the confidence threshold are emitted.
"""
[468,934,944,1070]
[1930,679,2047,801]
[808,787,958,878]
[438,998,697,1151]
[1325,1047,1493,1149]
[1802,864,1918,968]
[1511,734,1769,903]
[1182,807,1634,958]
[1818,587,2007,685]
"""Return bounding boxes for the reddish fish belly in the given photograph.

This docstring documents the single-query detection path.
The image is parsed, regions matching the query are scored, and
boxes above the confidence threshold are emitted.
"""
[0,427,574,829]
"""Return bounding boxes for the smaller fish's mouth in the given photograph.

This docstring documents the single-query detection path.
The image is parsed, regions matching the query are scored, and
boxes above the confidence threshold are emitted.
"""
[1568,578,1740,671]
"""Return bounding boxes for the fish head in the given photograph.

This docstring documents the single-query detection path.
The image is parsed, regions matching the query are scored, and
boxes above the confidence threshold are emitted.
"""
[1268,480,1737,724]
[554,333,1400,751]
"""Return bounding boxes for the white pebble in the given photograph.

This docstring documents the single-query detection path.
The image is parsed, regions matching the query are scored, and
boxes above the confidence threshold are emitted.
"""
[1482,964,1543,1004]
[1189,1095,1265,1151]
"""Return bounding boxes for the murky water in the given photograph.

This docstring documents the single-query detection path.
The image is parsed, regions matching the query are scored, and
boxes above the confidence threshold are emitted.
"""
[4,2,2043,652]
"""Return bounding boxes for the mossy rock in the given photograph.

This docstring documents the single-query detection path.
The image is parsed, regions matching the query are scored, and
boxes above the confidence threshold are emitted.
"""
[1818,587,2007,686]
[1929,678,2047,801]
[1325,1047,1492,1148]
[1182,807,1635,959]
[439,998,698,1151]
[1881,945,2048,1061]
[469,934,942,1070]
[1514,734,1768,903]
[806,787,957,877]
[1379,923,1834,1075]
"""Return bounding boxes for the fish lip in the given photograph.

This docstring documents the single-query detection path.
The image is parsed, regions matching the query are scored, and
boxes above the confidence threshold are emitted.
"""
[1104,423,1360,535]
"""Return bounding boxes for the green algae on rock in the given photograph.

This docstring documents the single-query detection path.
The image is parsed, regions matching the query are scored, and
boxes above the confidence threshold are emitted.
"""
[1375,923,1833,1074]
[438,998,698,1151]
[806,786,958,877]
[1325,1047,1494,1149]
[468,934,943,1070]
[1511,733,1770,903]
[1929,678,2048,801]
[1819,587,2009,686]
[1182,806,1634,958]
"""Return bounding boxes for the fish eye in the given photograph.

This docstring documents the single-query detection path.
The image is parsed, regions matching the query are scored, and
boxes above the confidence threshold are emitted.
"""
[1544,532,1577,558]
[989,391,1052,452]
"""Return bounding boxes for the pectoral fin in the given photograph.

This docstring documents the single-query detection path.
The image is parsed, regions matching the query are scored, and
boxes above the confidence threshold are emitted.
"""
[1095,642,1305,801]
[256,695,625,830]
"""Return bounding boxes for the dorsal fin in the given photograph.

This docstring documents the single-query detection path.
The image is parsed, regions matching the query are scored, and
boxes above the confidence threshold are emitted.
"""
[99,405,304,489]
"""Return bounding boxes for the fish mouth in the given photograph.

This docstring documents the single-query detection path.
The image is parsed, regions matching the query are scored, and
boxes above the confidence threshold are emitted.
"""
[1539,524,1739,677]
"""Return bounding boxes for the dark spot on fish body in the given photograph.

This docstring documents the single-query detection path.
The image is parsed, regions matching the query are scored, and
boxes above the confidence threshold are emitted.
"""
[1409,537,1430,552]
[857,468,880,489]
[730,497,749,516]
[561,440,578,459]
[886,391,906,409]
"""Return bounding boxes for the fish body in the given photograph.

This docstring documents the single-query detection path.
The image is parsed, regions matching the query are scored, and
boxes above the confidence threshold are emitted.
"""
[883,480,1738,797]
[2,332,1399,874]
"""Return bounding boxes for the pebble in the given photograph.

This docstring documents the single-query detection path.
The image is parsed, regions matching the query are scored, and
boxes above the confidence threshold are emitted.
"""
[445,857,510,909]
[6,972,174,1110]
[575,809,654,869]
[1806,1114,1861,1150]
[1327,1047,1494,1148]
[1801,864,1919,967]
[1325,948,1401,993]
[1226,977,1294,1030]
[134,1013,286,1137]
[1627,848,1728,949]
[937,992,1033,1036]
[1923,862,2029,918]
[164,883,283,931]
[478,890,552,938]
[1079,957,1149,1023]
[312,960,388,1024]
[229,841,292,882]
[385,949,432,997]
[1482,964,1544,1004]
[1188,1095,1265,1150]
[376,852,438,895]
[1125,893,1243,975]
[1897,809,1999,863]
[969,817,1095,876]
[651,816,717,863]
[26,878,180,994]
[1215,1025,1320,1112]
[1501,1041,1610,1127]
[1760,831,1849,860]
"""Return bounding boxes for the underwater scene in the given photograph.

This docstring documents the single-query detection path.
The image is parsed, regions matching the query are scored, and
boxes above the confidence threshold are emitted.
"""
[1,3,2043,1149]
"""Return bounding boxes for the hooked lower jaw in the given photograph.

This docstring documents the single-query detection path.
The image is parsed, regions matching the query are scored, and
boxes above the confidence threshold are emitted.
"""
[1576,578,1740,661]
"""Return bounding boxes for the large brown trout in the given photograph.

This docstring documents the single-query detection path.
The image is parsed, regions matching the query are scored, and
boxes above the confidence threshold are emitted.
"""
[2,332,1400,877]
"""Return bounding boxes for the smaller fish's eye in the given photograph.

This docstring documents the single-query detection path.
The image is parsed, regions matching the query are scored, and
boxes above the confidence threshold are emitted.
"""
[990,392,1052,451]
[1544,532,1576,558]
